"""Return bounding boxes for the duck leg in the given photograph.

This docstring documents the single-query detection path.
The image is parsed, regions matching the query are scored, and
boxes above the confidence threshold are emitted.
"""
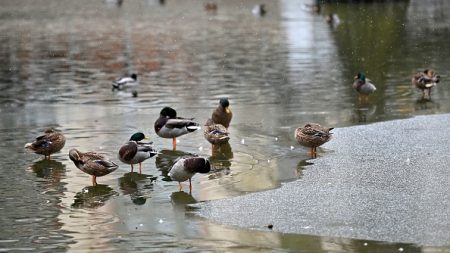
[178,182,183,191]
[92,176,97,186]
[172,137,177,151]
[131,164,134,172]
[139,163,142,174]
[189,178,192,194]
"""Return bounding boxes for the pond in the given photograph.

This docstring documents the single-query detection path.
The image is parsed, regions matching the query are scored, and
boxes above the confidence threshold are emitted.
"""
[0,0,449,252]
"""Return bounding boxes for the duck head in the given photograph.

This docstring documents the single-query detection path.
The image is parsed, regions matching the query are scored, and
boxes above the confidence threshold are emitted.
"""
[160,107,177,118]
[129,132,148,142]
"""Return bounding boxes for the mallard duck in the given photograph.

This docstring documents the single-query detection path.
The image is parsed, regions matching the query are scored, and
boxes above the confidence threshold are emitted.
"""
[412,69,440,100]
[24,128,66,159]
[295,123,333,156]
[118,132,157,173]
[204,2,217,12]
[154,107,200,150]
[204,119,230,145]
[353,72,376,102]
[112,73,138,91]
[168,156,210,192]
[211,98,232,129]
[252,4,266,16]
[69,148,118,186]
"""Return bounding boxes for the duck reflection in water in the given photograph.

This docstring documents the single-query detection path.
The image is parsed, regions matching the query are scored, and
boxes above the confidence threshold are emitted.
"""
[296,159,314,178]
[208,142,233,179]
[28,159,65,181]
[352,103,377,123]
[72,184,118,209]
[170,191,197,208]
[118,172,157,205]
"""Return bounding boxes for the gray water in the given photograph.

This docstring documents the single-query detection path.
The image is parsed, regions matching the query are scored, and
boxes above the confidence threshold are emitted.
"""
[1,0,449,252]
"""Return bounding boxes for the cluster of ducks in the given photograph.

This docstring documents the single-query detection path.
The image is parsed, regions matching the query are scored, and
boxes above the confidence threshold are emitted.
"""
[353,69,440,101]
[24,68,440,192]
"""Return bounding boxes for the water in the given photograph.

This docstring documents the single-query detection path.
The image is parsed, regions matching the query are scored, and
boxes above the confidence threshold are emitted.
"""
[0,0,449,252]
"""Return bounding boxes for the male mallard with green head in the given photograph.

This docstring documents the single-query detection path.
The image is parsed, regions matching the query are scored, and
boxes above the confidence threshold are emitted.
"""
[295,123,333,156]
[211,98,232,129]
[69,149,118,186]
[168,156,211,192]
[154,107,200,150]
[118,132,157,173]
[353,72,376,102]
[412,69,440,100]
[204,119,230,146]
[24,128,66,159]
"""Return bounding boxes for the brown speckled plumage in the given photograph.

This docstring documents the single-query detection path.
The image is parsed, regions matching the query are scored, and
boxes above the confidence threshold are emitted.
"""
[24,128,66,159]
[204,119,230,145]
[295,123,333,152]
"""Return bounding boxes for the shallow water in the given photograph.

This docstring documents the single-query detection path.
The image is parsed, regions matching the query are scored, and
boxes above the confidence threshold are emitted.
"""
[1,0,449,252]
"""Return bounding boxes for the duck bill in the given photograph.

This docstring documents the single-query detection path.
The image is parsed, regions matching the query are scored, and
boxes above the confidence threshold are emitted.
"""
[225,107,231,114]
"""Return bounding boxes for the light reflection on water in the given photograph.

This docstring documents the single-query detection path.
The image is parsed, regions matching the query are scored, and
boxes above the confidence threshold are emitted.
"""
[0,0,449,252]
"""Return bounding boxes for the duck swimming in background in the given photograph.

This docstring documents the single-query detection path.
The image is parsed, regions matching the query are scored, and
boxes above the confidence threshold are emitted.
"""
[412,69,440,100]
[252,4,266,16]
[168,156,211,192]
[112,73,138,91]
[69,149,118,186]
[295,123,333,157]
[118,132,157,173]
[204,2,217,12]
[211,98,232,129]
[353,72,376,103]
[154,107,200,150]
[24,128,66,159]
[204,119,230,146]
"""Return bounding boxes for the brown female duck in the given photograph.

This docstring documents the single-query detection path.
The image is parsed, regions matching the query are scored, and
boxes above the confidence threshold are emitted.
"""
[412,69,440,99]
[24,128,66,159]
[69,149,118,186]
[204,119,230,145]
[211,98,232,129]
[295,123,333,156]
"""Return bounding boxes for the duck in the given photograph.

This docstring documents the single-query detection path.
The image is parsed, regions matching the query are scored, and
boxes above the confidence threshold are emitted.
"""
[168,156,211,192]
[204,119,230,145]
[204,2,217,12]
[295,123,333,157]
[118,132,158,173]
[252,4,266,16]
[154,107,200,150]
[412,69,440,100]
[325,13,340,26]
[211,98,232,129]
[69,148,118,186]
[112,73,138,91]
[24,128,66,159]
[352,72,376,102]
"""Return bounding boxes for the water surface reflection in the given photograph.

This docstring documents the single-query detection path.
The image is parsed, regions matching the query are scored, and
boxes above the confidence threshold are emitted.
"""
[1,0,450,252]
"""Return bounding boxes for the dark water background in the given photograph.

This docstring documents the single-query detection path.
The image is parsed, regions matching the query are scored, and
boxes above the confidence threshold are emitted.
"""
[1,0,449,252]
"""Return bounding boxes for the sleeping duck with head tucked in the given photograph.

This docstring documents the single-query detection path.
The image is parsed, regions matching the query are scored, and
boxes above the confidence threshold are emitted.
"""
[412,69,440,100]
[295,123,333,157]
[154,107,200,150]
[118,132,157,173]
[24,128,66,159]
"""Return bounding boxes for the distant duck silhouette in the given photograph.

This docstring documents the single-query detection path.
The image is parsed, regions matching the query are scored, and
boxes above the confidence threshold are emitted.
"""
[412,69,440,100]
[295,123,333,157]
[118,132,157,173]
[154,107,201,150]
[24,128,66,159]
[252,4,266,16]
[325,13,340,26]
[168,156,211,192]
[211,98,232,129]
[112,73,138,91]
[104,0,123,7]
[204,2,217,12]
[69,149,118,186]
[353,72,376,103]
